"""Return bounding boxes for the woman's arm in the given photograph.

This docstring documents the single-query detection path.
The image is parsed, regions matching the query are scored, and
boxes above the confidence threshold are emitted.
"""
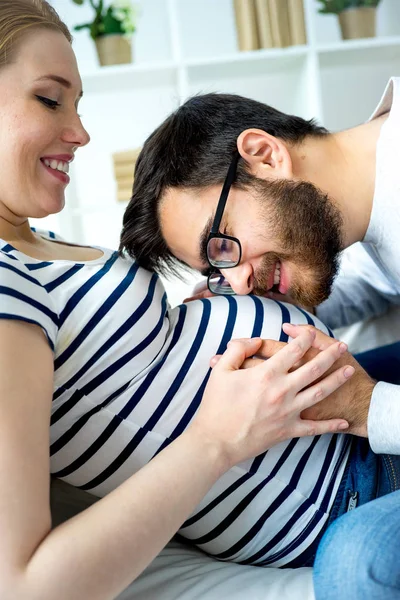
[0,322,350,600]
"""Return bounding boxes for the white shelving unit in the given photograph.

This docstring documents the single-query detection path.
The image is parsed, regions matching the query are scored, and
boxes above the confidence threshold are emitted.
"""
[40,0,400,302]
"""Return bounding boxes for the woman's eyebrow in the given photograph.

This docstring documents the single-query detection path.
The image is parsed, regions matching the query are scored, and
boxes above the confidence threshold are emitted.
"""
[35,74,83,97]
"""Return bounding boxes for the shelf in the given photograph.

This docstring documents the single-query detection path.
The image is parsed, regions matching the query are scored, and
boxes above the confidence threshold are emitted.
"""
[81,60,177,94]
[317,35,400,54]
[78,35,400,94]
[185,45,309,68]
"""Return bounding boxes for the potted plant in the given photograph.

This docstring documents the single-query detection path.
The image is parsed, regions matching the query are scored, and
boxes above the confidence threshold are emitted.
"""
[317,0,382,40]
[71,0,138,67]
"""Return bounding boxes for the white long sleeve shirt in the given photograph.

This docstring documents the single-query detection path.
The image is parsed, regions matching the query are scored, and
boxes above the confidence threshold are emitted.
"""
[317,77,400,454]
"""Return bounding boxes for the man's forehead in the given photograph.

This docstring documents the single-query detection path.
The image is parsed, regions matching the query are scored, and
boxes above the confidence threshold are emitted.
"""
[159,187,216,269]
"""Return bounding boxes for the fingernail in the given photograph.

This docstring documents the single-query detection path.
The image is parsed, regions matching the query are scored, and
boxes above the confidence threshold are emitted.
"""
[338,422,349,430]
[344,366,355,378]
[339,342,348,354]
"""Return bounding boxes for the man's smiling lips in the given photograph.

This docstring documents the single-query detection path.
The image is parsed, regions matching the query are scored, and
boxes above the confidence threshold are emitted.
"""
[263,261,290,296]
[267,261,281,291]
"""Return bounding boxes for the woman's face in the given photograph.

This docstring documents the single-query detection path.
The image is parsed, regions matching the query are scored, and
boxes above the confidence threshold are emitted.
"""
[0,28,90,222]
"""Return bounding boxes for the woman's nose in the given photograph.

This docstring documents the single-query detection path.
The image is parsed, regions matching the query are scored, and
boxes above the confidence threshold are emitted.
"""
[221,263,254,295]
[62,113,90,148]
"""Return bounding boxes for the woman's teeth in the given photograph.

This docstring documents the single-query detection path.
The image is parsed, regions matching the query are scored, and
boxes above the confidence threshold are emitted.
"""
[274,262,281,286]
[43,158,69,174]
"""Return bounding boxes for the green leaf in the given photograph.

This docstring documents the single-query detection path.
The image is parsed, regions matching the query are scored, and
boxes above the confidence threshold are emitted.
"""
[73,22,92,31]
[101,7,124,35]
[317,0,380,11]
[71,0,85,5]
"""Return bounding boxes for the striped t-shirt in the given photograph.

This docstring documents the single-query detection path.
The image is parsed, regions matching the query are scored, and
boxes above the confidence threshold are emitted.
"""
[0,229,350,567]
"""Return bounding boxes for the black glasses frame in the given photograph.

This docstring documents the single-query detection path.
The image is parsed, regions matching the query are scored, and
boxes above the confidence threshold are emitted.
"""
[207,150,242,259]
[206,151,242,287]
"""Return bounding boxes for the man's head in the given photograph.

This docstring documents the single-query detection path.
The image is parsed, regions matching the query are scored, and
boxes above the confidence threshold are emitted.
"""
[120,93,344,307]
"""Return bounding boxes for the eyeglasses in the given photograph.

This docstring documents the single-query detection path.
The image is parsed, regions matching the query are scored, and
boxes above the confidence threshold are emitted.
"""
[207,151,242,295]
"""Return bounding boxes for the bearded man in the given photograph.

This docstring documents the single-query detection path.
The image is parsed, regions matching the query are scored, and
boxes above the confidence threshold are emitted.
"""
[120,78,400,600]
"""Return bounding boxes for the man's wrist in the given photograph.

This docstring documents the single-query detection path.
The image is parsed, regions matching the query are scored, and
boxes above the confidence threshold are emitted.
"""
[348,378,376,438]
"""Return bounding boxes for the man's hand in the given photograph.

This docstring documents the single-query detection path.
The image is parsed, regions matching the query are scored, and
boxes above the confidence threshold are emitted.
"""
[234,323,375,437]
[195,329,351,469]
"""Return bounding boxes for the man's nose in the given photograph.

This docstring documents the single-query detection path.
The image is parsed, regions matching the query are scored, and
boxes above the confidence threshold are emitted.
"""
[221,263,254,295]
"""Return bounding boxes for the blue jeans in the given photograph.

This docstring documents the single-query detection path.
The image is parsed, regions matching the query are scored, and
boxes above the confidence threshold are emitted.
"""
[314,490,400,599]
[313,342,400,599]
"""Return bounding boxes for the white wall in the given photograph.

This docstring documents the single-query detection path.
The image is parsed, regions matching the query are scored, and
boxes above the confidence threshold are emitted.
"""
[37,0,400,306]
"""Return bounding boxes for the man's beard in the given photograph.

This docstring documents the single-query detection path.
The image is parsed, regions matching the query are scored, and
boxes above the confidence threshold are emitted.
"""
[251,178,343,308]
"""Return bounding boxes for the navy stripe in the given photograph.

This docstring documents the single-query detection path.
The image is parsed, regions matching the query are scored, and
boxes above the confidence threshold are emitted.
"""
[250,295,264,338]
[55,260,139,371]
[58,252,119,326]
[276,300,290,342]
[118,304,188,419]
[143,300,211,431]
[0,260,46,286]
[319,436,351,513]
[44,264,86,293]
[26,262,53,271]
[0,314,55,351]
[1,244,15,253]
[296,305,314,325]
[168,296,238,440]
[0,285,58,325]
[181,438,299,529]
[309,436,339,506]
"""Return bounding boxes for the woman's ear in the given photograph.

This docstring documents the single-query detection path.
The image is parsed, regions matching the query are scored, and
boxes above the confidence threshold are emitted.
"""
[237,129,293,180]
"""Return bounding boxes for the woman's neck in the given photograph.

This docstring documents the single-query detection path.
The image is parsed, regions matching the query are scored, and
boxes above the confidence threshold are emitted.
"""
[0,202,36,244]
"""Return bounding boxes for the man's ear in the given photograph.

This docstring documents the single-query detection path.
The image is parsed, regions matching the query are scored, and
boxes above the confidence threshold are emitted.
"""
[237,129,293,180]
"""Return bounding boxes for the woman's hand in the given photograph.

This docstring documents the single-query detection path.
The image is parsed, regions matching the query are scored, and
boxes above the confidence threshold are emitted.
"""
[190,328,352,471]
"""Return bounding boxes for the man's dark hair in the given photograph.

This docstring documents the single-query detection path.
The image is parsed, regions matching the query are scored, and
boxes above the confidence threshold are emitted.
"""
[119,93,329,275]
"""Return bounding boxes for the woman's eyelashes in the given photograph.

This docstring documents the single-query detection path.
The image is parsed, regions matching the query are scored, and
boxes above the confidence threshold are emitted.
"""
[35,95,61,110]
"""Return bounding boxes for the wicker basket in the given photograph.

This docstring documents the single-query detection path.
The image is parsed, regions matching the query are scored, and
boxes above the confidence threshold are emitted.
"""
[95,34,132,67]
[338,7,376,40]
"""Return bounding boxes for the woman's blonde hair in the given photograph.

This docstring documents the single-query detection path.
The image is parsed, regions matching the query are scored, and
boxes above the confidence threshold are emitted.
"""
[0,0,71,66]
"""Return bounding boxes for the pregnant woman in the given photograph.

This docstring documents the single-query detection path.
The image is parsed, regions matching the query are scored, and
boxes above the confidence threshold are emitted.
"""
[0,3,381,600]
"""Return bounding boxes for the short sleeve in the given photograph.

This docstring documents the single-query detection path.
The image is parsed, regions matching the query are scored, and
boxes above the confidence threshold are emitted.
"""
[0,253,58,350]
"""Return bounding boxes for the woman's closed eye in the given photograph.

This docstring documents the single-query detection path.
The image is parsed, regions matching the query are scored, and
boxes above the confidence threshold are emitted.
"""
[35,95,61,110]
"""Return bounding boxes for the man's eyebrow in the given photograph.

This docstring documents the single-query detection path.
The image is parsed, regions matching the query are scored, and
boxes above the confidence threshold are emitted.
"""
[199,215,213,270]
[35,75,83,97]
